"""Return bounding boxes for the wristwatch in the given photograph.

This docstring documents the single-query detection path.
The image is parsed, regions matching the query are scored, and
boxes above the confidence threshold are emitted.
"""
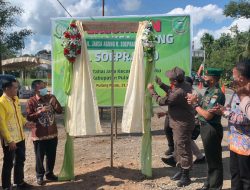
[222,107,231,118]
[193,103,200,108]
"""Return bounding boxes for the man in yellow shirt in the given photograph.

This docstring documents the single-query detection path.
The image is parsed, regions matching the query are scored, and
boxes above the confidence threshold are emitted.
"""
[0,76,33,190]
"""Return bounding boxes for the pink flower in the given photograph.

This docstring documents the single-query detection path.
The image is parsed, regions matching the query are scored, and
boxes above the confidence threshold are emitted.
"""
[70,22,77,28]
[64,32,70,38]
[68,57,76,63]
[71,35,77,40]
[76,33,81,39]
[76,49,81,55]
[70,44,77,48]
[62,22,82,63]
[64,48,69,55]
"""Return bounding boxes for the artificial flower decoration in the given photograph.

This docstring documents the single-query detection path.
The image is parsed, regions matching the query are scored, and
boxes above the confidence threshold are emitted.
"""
[141,21,158,63]
[62,20,82,63]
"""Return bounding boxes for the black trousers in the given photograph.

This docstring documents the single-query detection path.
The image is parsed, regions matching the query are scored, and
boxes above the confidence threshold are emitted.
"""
[200,122,223,189]
[230,151,250,190]
[1,140,26,189]
[33,137,58,179]
[164,115,174,147]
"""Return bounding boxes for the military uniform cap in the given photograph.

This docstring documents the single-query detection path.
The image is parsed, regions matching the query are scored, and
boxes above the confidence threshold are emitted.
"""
[205,68,223,76]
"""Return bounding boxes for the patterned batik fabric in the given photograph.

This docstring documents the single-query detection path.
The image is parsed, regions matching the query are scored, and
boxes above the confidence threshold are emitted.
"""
[228,93,250,156]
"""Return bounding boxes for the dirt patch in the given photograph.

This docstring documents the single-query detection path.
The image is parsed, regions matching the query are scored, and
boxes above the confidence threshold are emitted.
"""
[0,107,231,190]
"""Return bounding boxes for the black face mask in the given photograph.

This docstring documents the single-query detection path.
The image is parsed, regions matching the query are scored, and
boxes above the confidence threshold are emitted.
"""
[203,80,210,87]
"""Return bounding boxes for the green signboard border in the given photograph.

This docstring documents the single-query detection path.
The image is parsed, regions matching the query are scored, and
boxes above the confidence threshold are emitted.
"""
[52,14,191,107]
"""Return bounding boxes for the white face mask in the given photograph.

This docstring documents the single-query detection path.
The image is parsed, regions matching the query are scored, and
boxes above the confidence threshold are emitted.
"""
[39,88,48,96]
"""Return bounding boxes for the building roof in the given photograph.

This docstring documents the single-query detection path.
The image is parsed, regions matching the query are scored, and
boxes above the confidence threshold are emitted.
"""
[2,56,50,70]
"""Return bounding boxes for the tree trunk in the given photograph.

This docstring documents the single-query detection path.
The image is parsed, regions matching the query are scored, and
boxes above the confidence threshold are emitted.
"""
[0,52,2,74]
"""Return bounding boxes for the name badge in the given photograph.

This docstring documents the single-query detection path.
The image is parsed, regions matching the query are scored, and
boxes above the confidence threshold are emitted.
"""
[210,95,218,104]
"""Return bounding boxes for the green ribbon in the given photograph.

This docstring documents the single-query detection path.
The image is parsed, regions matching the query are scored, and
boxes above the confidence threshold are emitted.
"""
[59,74,75,181]
[63,60,73,95]
[58,133,75,181]
[59,19,75,181]
[141,50,155,178]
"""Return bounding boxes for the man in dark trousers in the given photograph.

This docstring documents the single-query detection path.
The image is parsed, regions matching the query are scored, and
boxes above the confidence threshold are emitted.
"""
[0,77,33,190]
[154,76,175,156]
[187,68,225,190]
[157,76,205,165]
[148,67,195,187]
[26,80,63,186]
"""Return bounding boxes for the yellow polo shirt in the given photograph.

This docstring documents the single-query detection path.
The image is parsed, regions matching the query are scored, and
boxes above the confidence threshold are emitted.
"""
[0,94,26,145]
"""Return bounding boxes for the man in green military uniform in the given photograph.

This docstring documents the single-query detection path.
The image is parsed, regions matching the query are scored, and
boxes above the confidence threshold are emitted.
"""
[187,68,225,190]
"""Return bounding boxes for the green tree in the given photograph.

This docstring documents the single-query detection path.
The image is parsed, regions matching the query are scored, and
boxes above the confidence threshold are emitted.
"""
[203,31,248,80]
[238,29,250,61]
[0,0,32,73]
[224,0,250,18]
[192,57,203,72]
[200,33,214,60]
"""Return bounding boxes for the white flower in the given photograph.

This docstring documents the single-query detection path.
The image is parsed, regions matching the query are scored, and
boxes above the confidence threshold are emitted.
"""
[141,35,148,41]
[68,50,76,58]
[144,28,151,33]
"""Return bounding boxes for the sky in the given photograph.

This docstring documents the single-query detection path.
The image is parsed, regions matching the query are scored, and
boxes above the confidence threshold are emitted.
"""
[10,0,250,55]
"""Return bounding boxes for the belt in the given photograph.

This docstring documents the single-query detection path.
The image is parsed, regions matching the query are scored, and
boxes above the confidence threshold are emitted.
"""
[200,120,221,126]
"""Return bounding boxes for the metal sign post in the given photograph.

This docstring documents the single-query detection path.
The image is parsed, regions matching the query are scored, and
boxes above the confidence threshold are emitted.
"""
[110,49,114,167]
[87,40,135,167]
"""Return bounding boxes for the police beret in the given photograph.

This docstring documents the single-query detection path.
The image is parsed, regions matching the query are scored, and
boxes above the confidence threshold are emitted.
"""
[205,68,223,76]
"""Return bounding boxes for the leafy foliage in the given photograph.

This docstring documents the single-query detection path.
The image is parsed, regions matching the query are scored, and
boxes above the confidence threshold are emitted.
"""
[0,0,32,58]
[192,57,203,72]
[224,0,250,18]
[238,31,250,61]
[200,33,214,59]
[200,30,249,80]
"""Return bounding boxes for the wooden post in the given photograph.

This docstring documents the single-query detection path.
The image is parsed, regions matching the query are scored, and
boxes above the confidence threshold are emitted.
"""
[0,53,2,74]
[115,107,118,138]
[100,107,104,120]
[24,69,26,86]
[79,20,139,168]
[102,0,105,16]
[110,50,114,167]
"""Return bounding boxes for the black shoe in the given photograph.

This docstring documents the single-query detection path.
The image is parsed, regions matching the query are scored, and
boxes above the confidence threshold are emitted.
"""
[161,156,176,167]
[16,181,33,189]
[193,156,206,164]
[171,170,182,181]
[165,146,174,156]
[176,169,191,187]
[37,177,45,186]
[46,174,58,181]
